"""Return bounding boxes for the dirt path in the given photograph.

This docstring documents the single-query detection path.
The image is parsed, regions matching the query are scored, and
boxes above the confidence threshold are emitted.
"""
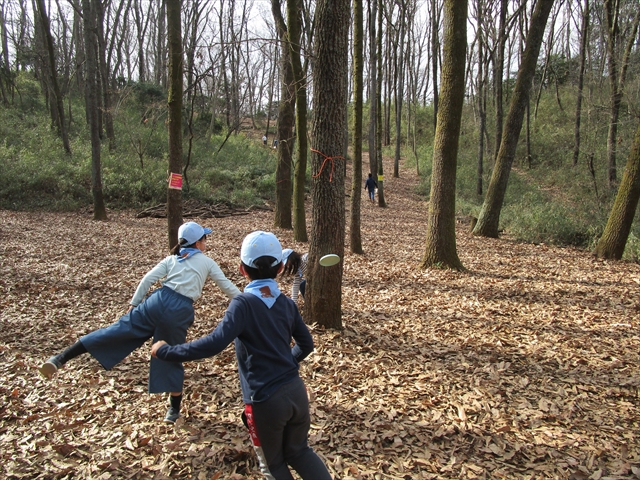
[1,158,639,479]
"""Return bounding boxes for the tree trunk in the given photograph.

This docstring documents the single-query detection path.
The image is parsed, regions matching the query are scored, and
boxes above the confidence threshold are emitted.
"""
[156,0,166,87]
[430,0,439,130]
[271,0,294,230]
[493,0,507,161]
[376,0,386,207]
[219,3,231,128]
[476,0,486,196]
[96,0,115,151]
[166,0,183,248]
[393,0,406,179]
[573,0,589,167]
[82,0,107,220]
[350,0,364,255]
[594,121,640,259]
[604,1,640,187]
[307,0,349,329]
[472,0,554,238]
[420,0,466,271]
[35,0,71,154]
[368,0,378,181]
[287,0,309,242]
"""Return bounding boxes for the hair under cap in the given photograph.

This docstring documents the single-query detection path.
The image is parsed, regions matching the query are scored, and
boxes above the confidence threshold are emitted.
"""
[241,231,283,268]
[281,248,294,265]
[178,222,212,246]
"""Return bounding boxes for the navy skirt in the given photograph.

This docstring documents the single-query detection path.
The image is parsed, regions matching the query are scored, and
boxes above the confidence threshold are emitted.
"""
[80,286,194,393]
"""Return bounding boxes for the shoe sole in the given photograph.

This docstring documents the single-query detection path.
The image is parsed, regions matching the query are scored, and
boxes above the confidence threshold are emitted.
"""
[40,362,58,379]
[164,416,180,424]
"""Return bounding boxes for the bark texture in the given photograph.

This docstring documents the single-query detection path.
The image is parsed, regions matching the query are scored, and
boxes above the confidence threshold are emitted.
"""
[420,0,466,271]
[306,0,350,329]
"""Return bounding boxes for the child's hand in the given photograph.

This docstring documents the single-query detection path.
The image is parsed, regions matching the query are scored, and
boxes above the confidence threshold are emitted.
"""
[151,340,167,358]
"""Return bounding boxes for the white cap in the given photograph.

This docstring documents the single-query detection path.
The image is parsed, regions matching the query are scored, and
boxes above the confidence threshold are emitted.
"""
[241,231,283,268]
[178,222,212,246]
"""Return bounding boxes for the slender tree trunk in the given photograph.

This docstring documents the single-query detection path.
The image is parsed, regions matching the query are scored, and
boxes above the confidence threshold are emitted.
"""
[476,0,485,196]
[494,0,507,161]
[431,0,439,130]
[376,0,386,207]
[473,0,554,238]
[350,0,364,254]
[288,0,309,242]
[420,0,466,271]
[573,0,589,167]
[368,0,378,182]
[307,0,349,329]
[594,121,640,259]
[35,0,71,154]
[156,0,166,86]
[166,0,183,248]
[219,3,231,128]
[82,0,107,220]
[0,2,9,104]
[393,0,406,179]
[271,0,295,230]
[604,0,620,187]
[604,1,640,187]
[96,0,115,151]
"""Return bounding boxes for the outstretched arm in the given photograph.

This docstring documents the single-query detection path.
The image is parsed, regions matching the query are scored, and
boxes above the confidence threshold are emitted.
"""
[152,300,245,362]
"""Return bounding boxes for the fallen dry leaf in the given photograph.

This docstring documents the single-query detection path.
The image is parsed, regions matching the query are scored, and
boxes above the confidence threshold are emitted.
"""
[1,157,639,479]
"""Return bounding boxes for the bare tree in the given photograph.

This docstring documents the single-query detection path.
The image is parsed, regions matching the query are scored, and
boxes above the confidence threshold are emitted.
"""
[430,0,441,130]
[35,0,71,153]
[474,0,487,196]
[573,0,590,167]
[288,0,309,242]
[306,0,350,329]
[166,0,183,248]
[594,120,640,259]
[473,0,554,238]
[132,0,152,82]
[350,0,364,254]
[420,0,466,271]
[603,0,640,187]
[393,0,407,179]
[82,0,107,220]
[493,0,508,161]
[368,0,378,185]
[375,0,386,207]
[271,0,295,230]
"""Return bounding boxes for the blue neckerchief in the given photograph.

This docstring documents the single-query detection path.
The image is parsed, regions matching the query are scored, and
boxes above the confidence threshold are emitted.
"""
[244,279,281,308]
[178,248,202,262]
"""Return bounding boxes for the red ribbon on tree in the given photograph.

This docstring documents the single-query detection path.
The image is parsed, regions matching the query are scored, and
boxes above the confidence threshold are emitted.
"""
[311,148,345,182]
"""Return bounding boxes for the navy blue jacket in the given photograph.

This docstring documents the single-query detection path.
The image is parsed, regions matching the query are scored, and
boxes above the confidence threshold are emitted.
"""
[156,292,314,403]
[365,177,377,191]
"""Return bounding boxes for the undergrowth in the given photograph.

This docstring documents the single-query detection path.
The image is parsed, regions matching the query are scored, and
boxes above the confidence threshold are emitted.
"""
[2,73,640,256]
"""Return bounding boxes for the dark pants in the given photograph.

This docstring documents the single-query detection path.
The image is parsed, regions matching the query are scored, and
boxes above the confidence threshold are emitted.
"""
[246,377,331,480]
[80,287,194,393]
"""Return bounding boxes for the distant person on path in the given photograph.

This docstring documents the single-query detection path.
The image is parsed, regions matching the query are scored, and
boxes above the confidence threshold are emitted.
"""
[273,138,279,149]
[281,248,308,303]
[39,221,241,423]
[364,173,377,202]
[262,134,267,145]
[151,231,332,480]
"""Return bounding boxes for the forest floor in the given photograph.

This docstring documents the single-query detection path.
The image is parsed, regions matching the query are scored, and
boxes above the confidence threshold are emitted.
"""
[2,156,640,479]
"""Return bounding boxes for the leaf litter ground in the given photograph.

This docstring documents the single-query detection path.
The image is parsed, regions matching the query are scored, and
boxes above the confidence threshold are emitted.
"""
[1,159,639,479]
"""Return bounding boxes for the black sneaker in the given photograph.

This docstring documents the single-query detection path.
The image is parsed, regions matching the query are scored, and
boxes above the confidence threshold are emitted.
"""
[164,406,180,423]
[40,355,63,379]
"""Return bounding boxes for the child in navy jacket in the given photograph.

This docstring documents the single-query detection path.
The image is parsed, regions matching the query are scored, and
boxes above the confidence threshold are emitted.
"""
[151,231,331,480]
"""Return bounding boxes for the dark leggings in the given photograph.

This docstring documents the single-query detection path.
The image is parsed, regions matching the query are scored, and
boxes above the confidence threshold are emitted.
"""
[248,377,331,480]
